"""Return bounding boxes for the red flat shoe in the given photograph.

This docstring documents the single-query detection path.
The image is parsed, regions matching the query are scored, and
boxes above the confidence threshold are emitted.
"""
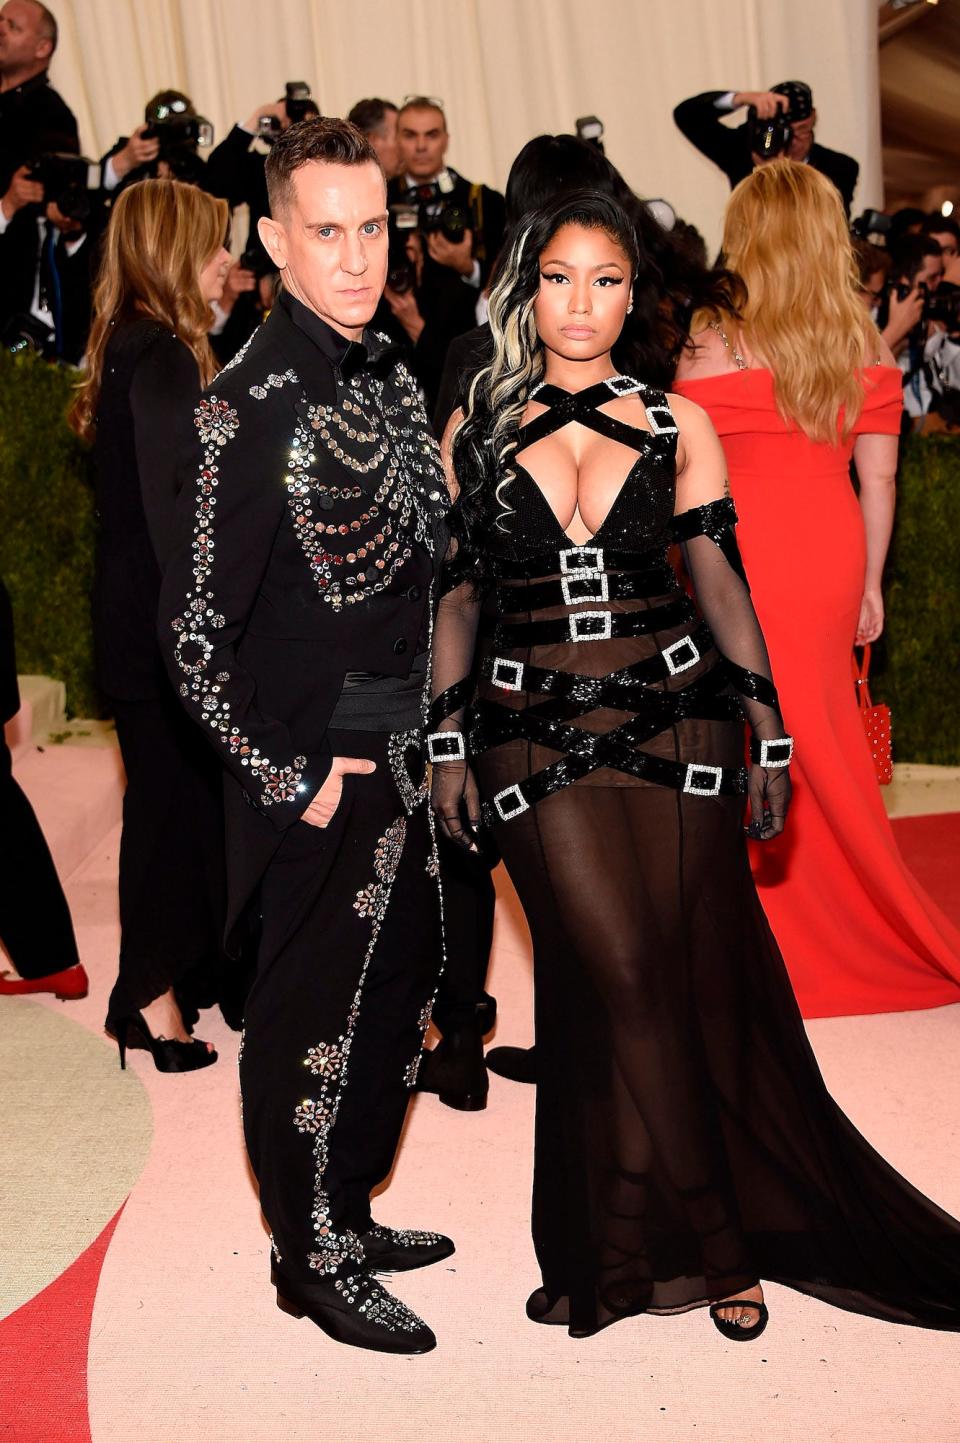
[0,963,90,1000]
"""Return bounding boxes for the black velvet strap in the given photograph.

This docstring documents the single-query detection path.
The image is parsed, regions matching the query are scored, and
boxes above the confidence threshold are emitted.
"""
[488,544,667,582]
[429,678,472,728]
[494,564,678,615]
[517,381,671,456]
[483,596,695,650]
[481,621,717,701]
[671,498,749,587]
[726,661,779,711]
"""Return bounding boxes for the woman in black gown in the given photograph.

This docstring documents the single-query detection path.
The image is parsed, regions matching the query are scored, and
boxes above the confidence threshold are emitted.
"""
[70,179,233,1072]
[430,191,960,1340]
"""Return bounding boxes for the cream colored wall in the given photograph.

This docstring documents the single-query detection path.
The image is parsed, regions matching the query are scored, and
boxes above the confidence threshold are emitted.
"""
[48,0,882,251]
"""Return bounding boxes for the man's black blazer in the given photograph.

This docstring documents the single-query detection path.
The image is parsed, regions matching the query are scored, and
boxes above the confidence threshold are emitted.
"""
[672,91,859,215]
[158,296,448,947]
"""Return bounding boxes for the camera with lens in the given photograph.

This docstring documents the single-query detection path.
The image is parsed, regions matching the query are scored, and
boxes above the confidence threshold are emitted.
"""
[420,201,469,245]
[925,282,960,333]
[143,93,214,162]
[747,109,792,160]
[852,208,893,242]
[27,152,100,223]
[575,115,605,153]
[258,82,317,140]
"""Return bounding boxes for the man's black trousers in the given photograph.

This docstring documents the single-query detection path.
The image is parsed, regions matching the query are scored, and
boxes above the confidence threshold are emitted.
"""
[239,727,442,1282]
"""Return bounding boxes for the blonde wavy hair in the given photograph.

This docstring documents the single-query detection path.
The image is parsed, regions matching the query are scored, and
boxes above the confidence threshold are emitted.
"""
[694,160,880,444]
[69,179,228,441]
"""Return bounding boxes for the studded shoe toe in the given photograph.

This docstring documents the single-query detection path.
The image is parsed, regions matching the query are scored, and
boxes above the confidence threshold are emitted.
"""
[275,1268,437,1355]
[359,1223,456,1274]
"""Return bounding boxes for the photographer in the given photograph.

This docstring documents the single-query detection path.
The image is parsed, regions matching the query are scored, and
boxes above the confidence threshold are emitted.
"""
[887,233,960,428]
[205,84,317,246]
[101,91,213,196]
[388,96,505,295]
[673,81,859,215]
[347,97,400,179]
[0,1,87,353]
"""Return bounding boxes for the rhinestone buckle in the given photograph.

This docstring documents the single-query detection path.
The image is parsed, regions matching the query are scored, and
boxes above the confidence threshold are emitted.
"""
[683,763,723,797]
[491,657,525,692]
[427,731,466,763]
[560,545,603,575]
[663,635,701,676]
[756,736,794,769]
[493,783,530,820]
[561,571,609,606]
[645,403,679,436]
[605,375,645,397]
[568,610,613,643]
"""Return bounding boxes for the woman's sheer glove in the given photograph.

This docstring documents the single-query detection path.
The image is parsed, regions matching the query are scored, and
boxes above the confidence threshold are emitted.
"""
[430,759,482,852]
[745,763,792,841]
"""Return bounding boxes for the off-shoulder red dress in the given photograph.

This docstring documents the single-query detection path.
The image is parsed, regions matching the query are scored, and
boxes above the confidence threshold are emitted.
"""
[673,366,960,1017]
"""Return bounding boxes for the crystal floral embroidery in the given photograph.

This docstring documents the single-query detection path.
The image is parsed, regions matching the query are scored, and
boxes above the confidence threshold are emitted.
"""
[352,818,407,923]
[301,814,410,1277]
[304,1041,344,1080]
[170,394,309,812]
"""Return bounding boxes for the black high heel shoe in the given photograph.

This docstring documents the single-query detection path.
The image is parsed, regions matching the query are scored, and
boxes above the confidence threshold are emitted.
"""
[107,1012,218,1073]
[709,1297,769,1341]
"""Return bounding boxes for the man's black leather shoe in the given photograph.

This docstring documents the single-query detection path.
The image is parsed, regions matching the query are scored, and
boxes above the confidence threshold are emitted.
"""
[485,1044,537,1085]
[274,1267,436,1355]
[360,1223,455,1273]
[415,1021,488,1110]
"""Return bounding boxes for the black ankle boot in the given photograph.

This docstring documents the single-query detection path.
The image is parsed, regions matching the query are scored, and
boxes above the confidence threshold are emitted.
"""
[274,1267,436,1355]
[485,1044,537,1085]
[415,1021,488,1111]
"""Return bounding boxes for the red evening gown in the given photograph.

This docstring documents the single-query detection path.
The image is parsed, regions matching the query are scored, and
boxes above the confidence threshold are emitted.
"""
[673,366,960,1017]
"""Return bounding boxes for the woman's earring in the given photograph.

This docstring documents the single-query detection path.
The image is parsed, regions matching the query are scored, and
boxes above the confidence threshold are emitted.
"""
[627,300,634,314]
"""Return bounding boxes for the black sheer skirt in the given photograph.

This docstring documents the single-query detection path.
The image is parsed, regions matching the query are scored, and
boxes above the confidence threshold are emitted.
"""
[474,611,960,1340]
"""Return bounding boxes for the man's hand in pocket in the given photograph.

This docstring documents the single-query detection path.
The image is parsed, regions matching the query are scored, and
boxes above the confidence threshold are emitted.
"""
[301,756,376,828]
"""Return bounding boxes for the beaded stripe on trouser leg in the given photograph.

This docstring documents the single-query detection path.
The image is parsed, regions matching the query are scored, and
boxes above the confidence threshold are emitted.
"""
[238,728,442,1284]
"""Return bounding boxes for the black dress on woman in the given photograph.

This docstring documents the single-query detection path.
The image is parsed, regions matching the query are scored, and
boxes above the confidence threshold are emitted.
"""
[431,377,960,1337]
[94,319,229,1030]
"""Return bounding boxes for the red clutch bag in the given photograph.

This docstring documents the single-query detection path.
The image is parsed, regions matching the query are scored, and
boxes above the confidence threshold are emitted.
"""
[853,644,893,786]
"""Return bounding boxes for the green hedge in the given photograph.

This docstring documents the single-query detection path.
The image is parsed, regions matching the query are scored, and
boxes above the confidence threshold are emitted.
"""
[0,350,102,719]
[872,433,960,766]
[0,350,958,758]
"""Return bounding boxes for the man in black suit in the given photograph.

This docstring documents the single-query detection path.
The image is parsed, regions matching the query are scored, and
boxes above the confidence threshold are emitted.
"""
[160,118,451,1355]
[0,0,91,357]
[378,98,506,411]
[673,81,859,215]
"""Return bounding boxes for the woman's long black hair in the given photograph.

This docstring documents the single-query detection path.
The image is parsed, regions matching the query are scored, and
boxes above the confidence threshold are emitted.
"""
[451,190,663,570]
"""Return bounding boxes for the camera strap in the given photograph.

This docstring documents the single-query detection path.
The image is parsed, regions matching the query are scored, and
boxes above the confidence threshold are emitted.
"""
[470,182,485,260]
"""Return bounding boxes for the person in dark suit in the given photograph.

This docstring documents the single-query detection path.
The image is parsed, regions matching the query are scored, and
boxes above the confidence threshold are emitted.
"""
[377,97,506,412]
[68,178,234,1072]
[672,81,859,216]
[0,575,87,1002]
[159,118,451,1355]
[0,1,88,356]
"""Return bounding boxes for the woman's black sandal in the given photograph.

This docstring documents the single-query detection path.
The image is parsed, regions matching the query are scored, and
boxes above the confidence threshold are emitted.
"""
[709,1297,769,1341]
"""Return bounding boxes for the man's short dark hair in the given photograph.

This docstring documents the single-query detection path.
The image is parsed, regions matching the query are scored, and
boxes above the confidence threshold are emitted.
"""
[397,97,447,128]
[892,233,944,285]
[265,116,383,216]
[922,213,960,247]
[26,0,58,54]
[347,98,397,137]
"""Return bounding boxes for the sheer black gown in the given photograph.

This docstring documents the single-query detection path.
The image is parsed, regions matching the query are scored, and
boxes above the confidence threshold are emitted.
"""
[431,378,960,1338]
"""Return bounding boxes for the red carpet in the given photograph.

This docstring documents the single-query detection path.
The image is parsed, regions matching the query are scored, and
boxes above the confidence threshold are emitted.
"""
[891,811,960,930]
[0,1206,125,1443]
